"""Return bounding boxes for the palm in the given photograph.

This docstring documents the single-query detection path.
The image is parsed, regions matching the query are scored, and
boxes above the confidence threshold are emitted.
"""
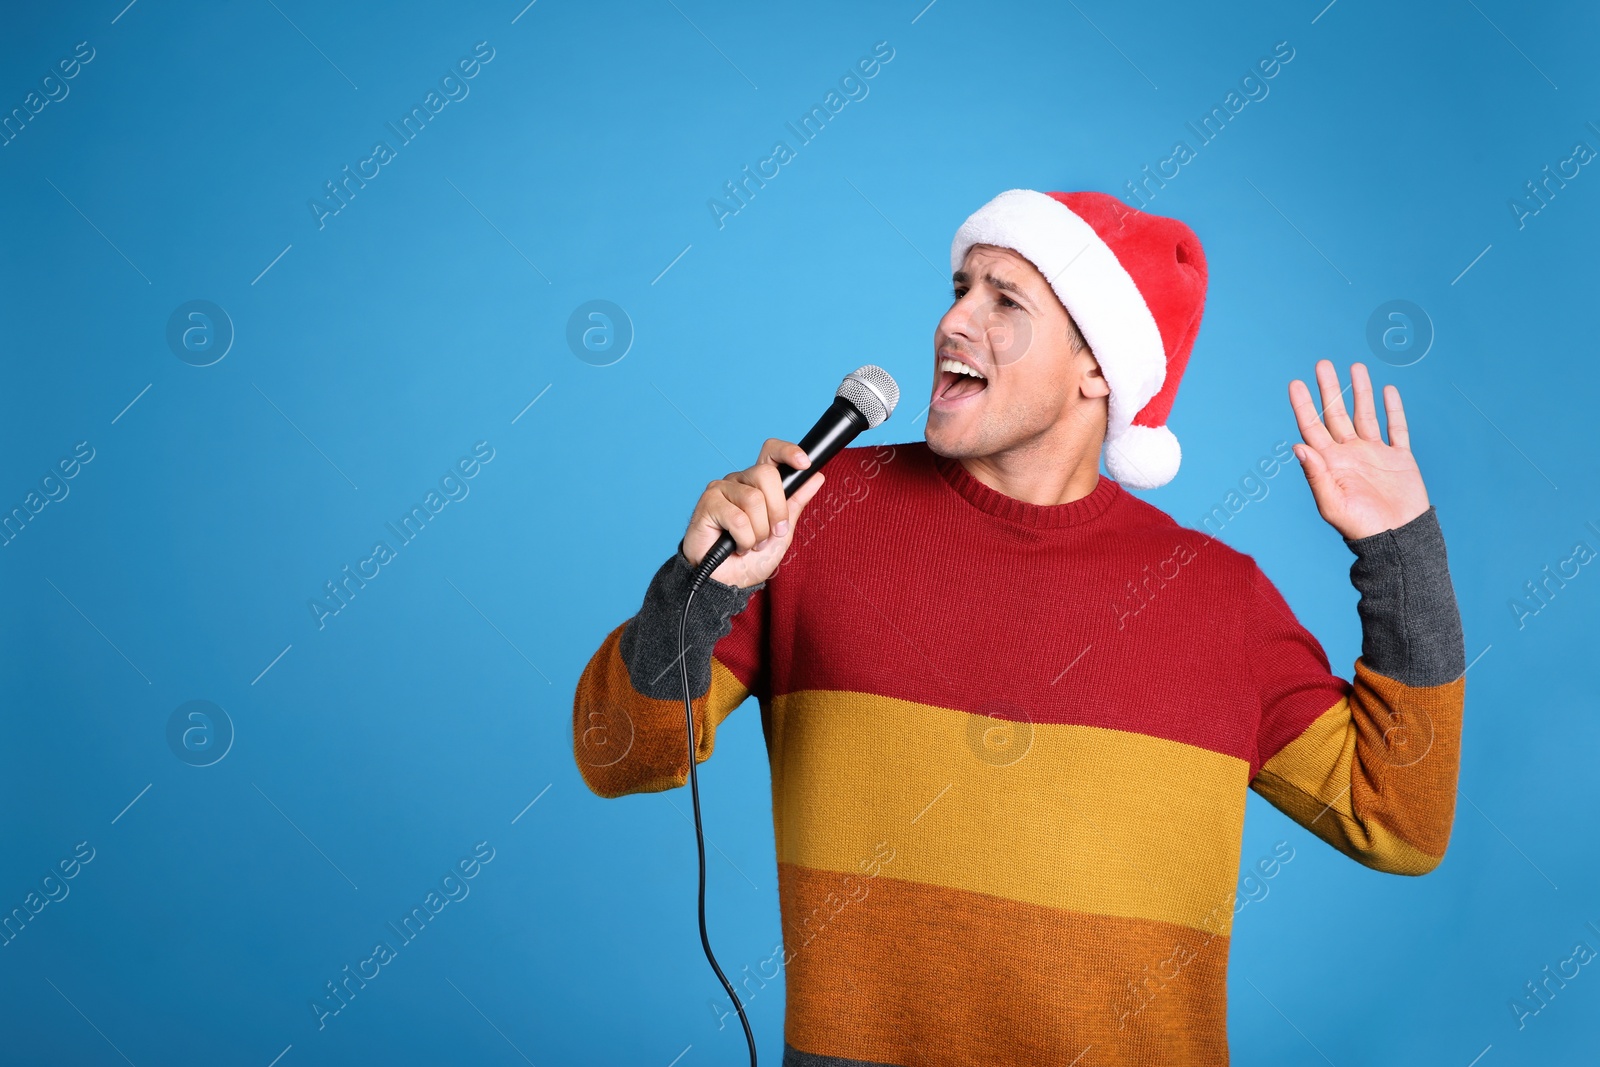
[1288,360,1429,541]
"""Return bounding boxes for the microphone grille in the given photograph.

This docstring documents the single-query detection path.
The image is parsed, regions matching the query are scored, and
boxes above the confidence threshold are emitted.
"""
[837,365,900,429]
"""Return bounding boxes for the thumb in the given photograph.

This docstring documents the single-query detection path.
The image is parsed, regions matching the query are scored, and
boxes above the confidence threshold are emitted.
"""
[784,471,827,528]
[1293,443,1329,489]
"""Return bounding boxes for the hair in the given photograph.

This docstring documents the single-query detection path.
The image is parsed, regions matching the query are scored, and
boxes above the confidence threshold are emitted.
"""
[1064,308,1089,358]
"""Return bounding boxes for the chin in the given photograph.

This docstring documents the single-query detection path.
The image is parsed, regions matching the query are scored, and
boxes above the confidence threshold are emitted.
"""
[923,422,976,459]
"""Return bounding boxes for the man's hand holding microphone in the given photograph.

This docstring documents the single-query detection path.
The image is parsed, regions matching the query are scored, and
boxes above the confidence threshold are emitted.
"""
[682,439,823,589]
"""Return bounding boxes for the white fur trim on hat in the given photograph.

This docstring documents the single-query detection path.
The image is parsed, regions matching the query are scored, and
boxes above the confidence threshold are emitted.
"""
[951,189,1169,484]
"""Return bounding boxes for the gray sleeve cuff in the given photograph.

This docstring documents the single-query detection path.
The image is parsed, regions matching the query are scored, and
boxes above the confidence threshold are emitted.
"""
[1343,505,1465,687]
[615,547,763,701]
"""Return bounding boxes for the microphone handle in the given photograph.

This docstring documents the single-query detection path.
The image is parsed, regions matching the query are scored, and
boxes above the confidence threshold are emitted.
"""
[693,397,868,582]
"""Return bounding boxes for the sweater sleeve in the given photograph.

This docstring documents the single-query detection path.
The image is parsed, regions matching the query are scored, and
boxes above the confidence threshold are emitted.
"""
[572,547,769,799]
[1246,506,1467,875]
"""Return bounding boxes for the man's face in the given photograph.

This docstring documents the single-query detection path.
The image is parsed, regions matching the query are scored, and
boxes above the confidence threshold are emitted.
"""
[925,244,1107,459]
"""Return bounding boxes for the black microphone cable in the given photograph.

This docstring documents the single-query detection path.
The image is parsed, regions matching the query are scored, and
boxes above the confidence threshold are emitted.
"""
[672,366,897,1067]
[681,535,758,1067]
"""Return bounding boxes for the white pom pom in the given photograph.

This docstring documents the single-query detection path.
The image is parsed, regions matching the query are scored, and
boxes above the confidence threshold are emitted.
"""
[1105,424,1181,490]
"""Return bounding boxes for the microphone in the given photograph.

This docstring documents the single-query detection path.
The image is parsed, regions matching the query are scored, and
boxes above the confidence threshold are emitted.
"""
[691,365,900,583]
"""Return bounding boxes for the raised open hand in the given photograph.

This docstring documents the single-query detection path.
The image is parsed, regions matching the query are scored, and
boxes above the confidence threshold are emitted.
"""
[1288,359,1430,541]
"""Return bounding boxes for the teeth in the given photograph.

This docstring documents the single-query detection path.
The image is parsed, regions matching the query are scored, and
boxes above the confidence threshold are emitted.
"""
[939,358,985,380]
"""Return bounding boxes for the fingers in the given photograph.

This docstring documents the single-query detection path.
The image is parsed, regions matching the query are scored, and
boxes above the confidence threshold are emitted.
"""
[690,439,817,561]
[1349,362,1383,441]
[787,470,826,522]
[702,440,811,553]
[730,458,789,544]
[700,477,769,551]
[730,479,774,546]
[1288,378,1335,451]
[701,480,767,551]
[1383,383,1410,450]
[737,438,812,550]
[1314,359,1357,442]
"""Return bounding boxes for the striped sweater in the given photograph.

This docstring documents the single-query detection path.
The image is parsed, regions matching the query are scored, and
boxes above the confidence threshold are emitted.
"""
[573,441,1466,1066]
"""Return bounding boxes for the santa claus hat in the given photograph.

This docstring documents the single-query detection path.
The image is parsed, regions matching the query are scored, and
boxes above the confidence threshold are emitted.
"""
[949,189,1208,490]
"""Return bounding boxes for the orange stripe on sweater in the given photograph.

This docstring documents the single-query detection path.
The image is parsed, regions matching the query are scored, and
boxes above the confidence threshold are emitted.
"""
[778,862,1232,1066]
[573,623,751,798]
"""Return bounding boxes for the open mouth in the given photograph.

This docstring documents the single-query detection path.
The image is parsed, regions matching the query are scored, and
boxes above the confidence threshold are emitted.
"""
[936,357,988,401]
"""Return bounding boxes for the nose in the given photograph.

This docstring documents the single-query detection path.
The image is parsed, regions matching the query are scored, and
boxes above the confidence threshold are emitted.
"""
[937,291,985,350]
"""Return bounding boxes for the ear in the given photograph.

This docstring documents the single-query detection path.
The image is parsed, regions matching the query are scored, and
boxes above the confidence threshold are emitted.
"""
[1080,357,1111,400]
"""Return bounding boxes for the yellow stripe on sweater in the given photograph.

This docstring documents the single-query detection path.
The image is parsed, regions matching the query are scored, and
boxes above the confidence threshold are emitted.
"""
[768,689,1251,936]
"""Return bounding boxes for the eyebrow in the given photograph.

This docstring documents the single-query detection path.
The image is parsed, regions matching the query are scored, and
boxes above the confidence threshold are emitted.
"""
[951,268,1034,308]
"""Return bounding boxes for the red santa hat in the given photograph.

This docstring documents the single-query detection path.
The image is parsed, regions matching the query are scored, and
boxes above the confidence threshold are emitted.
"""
[949,189,1208,490]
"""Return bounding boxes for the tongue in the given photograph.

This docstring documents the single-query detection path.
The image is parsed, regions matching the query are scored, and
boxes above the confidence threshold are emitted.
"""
[941,371,987,401]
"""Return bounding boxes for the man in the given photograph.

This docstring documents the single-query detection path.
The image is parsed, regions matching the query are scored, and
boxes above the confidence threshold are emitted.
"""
[572,189,1465,1065]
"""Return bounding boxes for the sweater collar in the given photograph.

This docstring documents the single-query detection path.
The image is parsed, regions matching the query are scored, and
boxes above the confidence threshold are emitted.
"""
[931,450,1122,529]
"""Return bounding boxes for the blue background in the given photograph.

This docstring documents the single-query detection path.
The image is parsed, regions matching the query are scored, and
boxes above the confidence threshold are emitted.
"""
[2,0,1596,1063]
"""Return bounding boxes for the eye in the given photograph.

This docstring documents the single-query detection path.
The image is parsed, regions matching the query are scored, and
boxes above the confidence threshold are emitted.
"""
[998,295,1019,309]
[951,286,968,301]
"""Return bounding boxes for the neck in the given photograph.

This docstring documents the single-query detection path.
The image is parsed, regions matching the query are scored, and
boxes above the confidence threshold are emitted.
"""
[959,431,1104,506]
